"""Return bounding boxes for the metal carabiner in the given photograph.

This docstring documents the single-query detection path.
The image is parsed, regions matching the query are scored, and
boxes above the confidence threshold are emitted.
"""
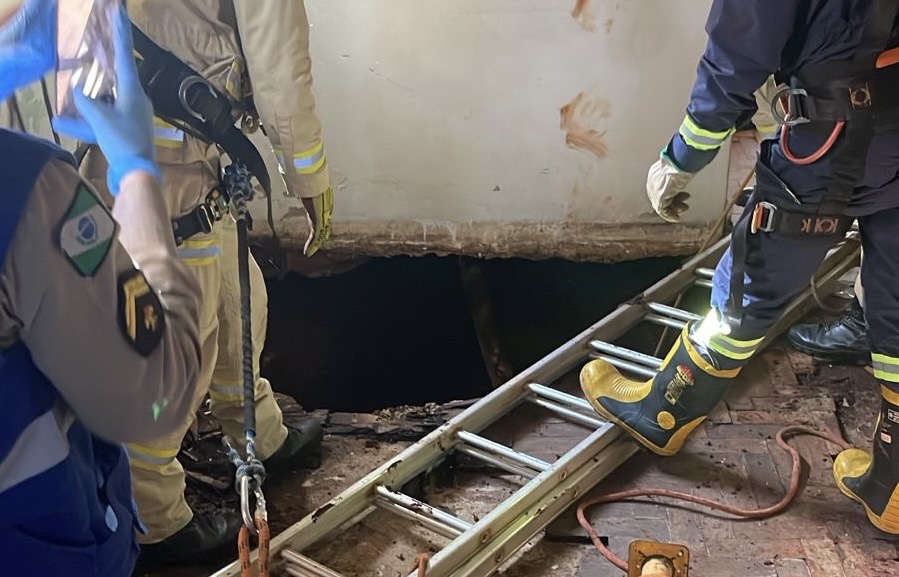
[239,474,259,535]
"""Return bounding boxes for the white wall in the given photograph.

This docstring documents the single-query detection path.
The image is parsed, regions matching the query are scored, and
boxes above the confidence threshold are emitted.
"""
[249,0,730,261]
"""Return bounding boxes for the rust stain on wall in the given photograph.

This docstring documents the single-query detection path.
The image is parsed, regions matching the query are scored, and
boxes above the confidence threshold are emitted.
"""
[560,92,610,160]
[571,0,596,32]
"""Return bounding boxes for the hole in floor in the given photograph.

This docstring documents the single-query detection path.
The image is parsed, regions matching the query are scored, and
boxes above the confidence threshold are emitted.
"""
[262,254,683,413]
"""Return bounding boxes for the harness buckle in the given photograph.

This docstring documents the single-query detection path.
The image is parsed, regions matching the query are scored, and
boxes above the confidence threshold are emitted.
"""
[195,204,215,234]
[750,201,777,234]
[771,87,812,127]
[178,76,218,123]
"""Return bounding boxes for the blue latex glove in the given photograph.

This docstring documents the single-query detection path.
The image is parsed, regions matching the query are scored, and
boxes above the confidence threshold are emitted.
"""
[0,0,58,102]
[52,5,161,195]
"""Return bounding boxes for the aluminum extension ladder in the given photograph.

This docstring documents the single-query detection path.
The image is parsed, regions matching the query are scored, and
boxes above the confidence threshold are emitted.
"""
[211,234,860,577]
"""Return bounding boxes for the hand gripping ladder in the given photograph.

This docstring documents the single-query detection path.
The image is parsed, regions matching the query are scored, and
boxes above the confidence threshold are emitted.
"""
[210,234,860,577]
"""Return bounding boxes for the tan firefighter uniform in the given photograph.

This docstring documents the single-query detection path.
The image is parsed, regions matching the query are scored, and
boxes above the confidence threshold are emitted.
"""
[82,0,332,544]
[1,148,203,450]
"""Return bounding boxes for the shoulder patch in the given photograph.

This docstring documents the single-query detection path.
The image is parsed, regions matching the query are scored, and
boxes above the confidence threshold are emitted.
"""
[58,183,115,277]
[117,269,165,357]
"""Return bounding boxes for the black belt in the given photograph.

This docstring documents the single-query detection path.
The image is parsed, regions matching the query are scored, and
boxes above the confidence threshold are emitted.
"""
[748,201,852,237]
[172,189,230,246]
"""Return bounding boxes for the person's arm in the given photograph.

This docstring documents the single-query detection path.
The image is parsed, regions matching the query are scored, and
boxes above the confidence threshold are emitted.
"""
[667,0,801,172]
[234,0,333,255]
[1,159,201,443]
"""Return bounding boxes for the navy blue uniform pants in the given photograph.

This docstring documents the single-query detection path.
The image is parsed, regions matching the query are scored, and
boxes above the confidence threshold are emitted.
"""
[710,127,899,386]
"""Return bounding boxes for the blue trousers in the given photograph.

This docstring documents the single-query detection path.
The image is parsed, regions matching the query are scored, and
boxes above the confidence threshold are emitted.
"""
[710,125,899,379]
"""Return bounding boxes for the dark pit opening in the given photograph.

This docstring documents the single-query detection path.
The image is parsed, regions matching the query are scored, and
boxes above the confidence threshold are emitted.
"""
[262,254,683,413]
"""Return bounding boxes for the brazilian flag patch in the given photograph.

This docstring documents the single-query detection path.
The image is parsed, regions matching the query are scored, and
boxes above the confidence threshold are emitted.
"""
[58,183,115,277]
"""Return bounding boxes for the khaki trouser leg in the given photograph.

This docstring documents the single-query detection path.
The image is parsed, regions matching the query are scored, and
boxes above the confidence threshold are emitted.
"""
[209,217,288,461]
[128,228,223,544]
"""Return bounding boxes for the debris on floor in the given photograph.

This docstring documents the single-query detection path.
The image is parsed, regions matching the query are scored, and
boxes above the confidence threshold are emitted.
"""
[144,339,899,577]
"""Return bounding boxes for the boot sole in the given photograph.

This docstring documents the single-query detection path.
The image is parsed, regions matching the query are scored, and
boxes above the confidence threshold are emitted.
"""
[788,343,869,365]
[835,478,899,536]
[582,391,678,457]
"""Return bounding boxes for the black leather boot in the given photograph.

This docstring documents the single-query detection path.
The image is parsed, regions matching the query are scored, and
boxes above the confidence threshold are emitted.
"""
[834,385,899,535]
[263,414,324,475]
[787,297,869,364]
[136,509,243,568]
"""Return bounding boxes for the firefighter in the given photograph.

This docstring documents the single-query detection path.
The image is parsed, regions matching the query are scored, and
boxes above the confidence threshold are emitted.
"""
[581,0,899,535]
[79,0,331,563]
[0,2,203,575]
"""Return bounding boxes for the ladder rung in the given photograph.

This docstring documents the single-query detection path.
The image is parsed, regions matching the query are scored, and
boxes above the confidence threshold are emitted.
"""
[645,313,686,330]
[283,550,348,577]
[527,383,594,413]
[457,431,551,472]
[695,279,714,289]
[588,354,657,379]
[695,267,716,279]
[375,485,472,538]
[528,397,606,429]
[589,340,663,369]
[646,302,703,322]
[456,445,540,479]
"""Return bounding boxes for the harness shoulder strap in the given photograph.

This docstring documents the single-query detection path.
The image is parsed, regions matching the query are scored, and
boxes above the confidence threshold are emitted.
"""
[130,24,273,198]
[130,23,281,249]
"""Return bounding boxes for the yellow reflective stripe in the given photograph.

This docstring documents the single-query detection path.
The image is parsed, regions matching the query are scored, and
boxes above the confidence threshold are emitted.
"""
[707,332,763,361]
[210,381,244,402]
[181,238,217,249]
[180,256,218,267]
[126,443,178,470]
[873,353,899,383]
[153,118,184,149]
[680,326,741,379]
[177,237,220,266]
[293,142,326,174]
[678,115,734,151]
[712,333,764,348]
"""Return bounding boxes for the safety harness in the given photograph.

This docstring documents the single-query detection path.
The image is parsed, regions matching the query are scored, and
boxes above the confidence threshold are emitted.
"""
[727,1,899,327]
[129,24,280,249]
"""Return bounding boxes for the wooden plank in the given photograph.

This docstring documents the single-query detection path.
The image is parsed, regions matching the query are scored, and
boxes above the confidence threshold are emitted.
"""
[801,538,848,577]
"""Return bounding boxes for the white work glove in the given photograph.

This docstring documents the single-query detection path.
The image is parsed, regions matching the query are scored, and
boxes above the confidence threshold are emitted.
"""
[646,152,695,223]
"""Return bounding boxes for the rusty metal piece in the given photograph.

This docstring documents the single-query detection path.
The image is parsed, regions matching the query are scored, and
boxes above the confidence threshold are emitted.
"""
[627,540,689,577]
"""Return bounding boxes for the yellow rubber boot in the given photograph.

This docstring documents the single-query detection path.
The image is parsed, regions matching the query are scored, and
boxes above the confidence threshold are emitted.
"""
[833,385,899,535]
[580,325,740,456]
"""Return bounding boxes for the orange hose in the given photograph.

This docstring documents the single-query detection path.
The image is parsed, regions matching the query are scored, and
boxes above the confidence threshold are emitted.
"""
[576,425,852,572]
[414,553,430,577]
[876,46,899,69]
[780,121,844,165]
